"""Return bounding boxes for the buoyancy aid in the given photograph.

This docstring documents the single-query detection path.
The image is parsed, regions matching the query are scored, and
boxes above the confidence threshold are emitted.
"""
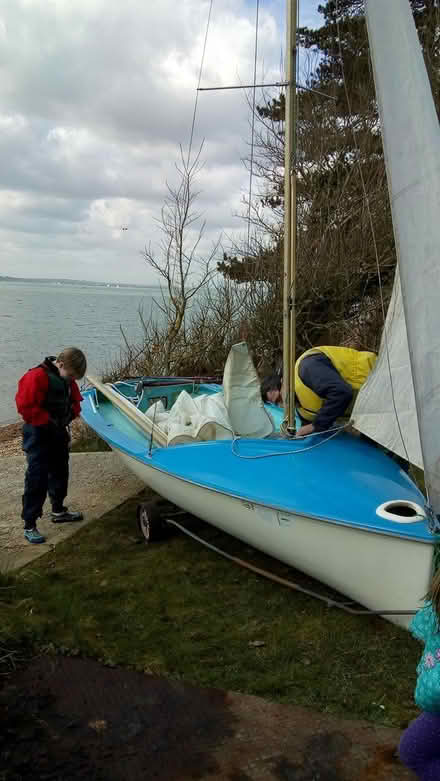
[39,357,72,425]
[294,346,377,422]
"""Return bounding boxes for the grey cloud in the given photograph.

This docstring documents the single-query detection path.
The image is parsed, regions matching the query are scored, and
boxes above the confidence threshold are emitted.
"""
[0,0,318,282]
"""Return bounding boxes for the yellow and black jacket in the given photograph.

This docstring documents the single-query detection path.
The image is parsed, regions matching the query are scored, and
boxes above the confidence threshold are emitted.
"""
[294,346,377,430]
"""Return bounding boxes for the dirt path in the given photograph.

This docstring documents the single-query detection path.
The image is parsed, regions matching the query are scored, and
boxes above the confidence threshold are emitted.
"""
[0,655,416,780]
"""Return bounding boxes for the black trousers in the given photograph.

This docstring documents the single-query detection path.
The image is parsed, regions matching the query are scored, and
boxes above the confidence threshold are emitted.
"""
[21,424,70,528]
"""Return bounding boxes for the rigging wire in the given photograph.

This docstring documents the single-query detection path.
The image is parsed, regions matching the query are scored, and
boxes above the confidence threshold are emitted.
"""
[231,422,351,460]
[186,0,214,168]
[334,0,413,475]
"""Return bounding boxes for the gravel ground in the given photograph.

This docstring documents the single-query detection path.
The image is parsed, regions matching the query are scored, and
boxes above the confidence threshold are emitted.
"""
[0,422,23,456]
[0,418,86,457]
[0,435,144,572]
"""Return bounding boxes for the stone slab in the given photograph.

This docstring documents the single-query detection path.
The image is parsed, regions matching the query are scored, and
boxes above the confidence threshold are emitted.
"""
[0,452,144,572]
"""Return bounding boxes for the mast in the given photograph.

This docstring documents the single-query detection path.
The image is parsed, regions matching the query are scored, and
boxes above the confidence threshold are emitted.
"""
[282,0,297,431]
[365,0,440,517]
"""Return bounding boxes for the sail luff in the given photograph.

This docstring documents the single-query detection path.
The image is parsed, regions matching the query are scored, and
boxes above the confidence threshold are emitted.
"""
[365,0,440,515]
[353,271,423,469]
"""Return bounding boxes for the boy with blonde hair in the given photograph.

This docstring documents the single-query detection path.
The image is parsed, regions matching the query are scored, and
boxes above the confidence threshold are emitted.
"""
[15,347,87,544]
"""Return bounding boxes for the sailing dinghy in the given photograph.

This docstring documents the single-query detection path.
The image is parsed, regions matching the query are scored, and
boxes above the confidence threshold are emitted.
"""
[81,0,440,628]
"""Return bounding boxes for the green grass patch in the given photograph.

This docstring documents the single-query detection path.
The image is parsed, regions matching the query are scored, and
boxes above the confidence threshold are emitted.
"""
[0,493,421,727]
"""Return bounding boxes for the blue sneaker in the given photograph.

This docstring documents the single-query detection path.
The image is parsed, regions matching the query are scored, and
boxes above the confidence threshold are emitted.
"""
[24,527,46,544]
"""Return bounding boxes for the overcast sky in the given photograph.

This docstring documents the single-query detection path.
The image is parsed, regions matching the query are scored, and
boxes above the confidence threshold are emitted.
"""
[0,0,322,284]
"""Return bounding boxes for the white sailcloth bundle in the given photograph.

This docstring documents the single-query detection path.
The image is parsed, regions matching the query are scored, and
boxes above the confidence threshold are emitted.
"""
[145,391,234,446]
[145,341,274,446]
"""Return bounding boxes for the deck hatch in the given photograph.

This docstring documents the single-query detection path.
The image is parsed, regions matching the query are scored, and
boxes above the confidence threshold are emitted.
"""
[376,500,426,523]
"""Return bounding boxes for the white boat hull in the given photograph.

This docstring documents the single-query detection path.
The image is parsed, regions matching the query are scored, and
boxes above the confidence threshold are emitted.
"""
[117,448,432,628]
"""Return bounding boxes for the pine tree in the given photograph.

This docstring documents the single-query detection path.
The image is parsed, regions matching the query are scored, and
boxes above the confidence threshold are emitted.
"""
[219,1,440,354]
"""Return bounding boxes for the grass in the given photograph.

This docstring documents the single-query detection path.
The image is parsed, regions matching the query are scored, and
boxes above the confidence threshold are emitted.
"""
[0,490,422,728]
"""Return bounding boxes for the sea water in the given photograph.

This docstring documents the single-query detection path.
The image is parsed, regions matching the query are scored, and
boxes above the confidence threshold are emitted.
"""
[0,281,163,424]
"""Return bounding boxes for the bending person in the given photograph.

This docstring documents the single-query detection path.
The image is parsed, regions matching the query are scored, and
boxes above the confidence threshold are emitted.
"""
[261,346,376,437]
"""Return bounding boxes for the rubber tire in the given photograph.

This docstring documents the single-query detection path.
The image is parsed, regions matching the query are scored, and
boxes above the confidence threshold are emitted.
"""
[137,501,164,543]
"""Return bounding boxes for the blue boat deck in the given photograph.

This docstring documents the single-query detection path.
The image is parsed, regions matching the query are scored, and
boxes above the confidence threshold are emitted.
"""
[81,384,434,544]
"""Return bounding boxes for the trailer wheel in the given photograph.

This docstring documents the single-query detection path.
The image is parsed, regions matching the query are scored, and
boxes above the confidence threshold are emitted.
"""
[137,501,164,543]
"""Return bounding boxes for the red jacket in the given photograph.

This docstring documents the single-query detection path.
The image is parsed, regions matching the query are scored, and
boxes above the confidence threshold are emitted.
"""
[16,366,83,426]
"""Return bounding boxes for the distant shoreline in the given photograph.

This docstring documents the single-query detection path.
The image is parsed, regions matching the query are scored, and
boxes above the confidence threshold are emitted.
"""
[0,275,160,290]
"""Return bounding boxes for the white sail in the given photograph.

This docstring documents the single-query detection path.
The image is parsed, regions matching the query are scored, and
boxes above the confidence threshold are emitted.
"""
[223,342,274,438]
[353,271,423,469]
[359,0,440,513]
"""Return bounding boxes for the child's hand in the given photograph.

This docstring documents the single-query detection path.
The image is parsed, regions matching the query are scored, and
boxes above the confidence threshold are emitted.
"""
[295,423,315,438]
